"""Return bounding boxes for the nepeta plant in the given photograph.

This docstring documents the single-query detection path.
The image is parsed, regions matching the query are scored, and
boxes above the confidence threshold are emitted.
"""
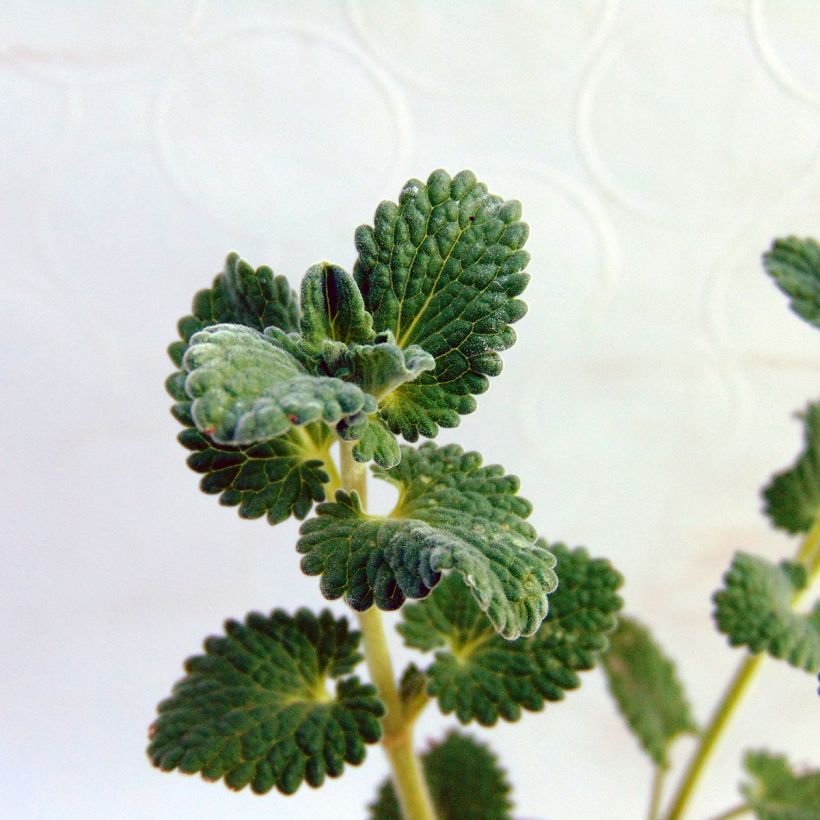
[148,171,820,819]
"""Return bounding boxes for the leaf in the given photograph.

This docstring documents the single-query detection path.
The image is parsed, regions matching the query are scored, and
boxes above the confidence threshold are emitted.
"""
[355,169,530,440]
[183,324,375,446]
[298,443,558,639]
[300,261,375,346]
[741,750,820,820]
[348,416,402,470]
[147,608,385,795]
[764,402,820,535]
[369,731,513,820]
[714,552,820,672]
[398,544,623,725]
[763,236,820,330]
[602,616,697,767]
[168,253,332,524]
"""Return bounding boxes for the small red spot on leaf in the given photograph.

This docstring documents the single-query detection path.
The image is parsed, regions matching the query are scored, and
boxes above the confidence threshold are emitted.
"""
[289,415,299,424]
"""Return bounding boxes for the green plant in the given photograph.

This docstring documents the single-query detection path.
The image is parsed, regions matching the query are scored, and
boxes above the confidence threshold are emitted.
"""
[148,172,820,818]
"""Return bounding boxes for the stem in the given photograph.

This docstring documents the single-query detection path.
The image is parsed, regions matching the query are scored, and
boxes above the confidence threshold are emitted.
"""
[665,517,820,820]
[338,442,437,820]
[648,767,666,820]
[710,805,751,820]
[664,654,764,820]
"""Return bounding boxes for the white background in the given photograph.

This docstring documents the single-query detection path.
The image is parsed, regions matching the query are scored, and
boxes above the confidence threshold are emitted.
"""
[2,2,820,818]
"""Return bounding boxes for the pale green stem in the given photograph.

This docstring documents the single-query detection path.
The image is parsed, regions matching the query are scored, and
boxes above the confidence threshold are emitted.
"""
[338,442,437,820]
[710,804,751,820]
[648,767,666,820]
[665,517,820,820]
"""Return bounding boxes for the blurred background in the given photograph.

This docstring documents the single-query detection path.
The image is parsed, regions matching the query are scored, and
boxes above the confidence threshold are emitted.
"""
[2,1,819,818]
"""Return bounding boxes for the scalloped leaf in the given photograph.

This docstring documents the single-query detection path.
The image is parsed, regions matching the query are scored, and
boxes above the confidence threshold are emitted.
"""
[348,415,401,469]
[147,608,384,795]
[355,169,530,441]
[300,261,375,346]
[168,253,333,523]
[398,544,622,725]
[764,236,820,330]
[714,552,820,672]
[298,443,558,639]
[183,324,375,445]
[602,616,697,767]
[369,731,513,820]
[741,751,820,820]
[764,402,820,535]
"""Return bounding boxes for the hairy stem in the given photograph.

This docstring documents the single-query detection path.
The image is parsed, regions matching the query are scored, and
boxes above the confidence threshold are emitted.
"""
[665,518,820,820]
[648,767,666,820]
[339,442,437,820]
[664,653,764,820]
[710,804,751,820]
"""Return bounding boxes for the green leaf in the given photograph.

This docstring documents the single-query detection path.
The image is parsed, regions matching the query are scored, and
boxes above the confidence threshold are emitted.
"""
[355,169,530,441]
[369,731,513,820]
[602,616,697,767]
[300,261,375,346]
[714,552,820,672]
[348,416,402,470]
[764,236,820,330]
[147,608,385,795]
[298,443,558,639]
[764,402,820,535]
[168,253,332,524]
[741,750,820,820]
[183,324,375,445]
[398,544,622,725]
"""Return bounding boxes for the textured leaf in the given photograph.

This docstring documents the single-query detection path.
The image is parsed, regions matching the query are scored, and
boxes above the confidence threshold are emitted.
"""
[298,443,558,639]
[764,236,820,330]
[369,731,513,820]
[183,324,375,446]
[300,261,375,346]
[741,751,820,820]
[764,403,820,535]
[355,169,530,440]
[349,416,401,469]
[714,552,820,672]
[398,544,622,725]
[602,616,697,766]
[168,253,332,523]
[147,608,384,795]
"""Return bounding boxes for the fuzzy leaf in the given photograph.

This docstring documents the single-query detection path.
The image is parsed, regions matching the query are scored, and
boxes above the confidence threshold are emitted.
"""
[300,262,375,346]
[764,236,820,330]
[168,254,331,523]
[714,552,820,672]
[602,616,697,767]
[398,544,622,725]
[349,416,401,469]
[183,324,375,446]
[369,731,513,820]
[764,403,820,535]
[298,443,557,639]
[355,169,530,440]
[741,751,820,820]
[147,608,384,795]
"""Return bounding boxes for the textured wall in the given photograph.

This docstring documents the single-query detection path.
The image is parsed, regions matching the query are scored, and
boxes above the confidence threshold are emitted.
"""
[2,2,819,818]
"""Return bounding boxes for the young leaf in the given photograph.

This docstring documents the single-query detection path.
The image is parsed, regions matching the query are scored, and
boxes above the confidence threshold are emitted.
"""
[397,544,623,726]
[147,609,384,795]
[183,324,375,445]
[763,236,820,330]
[369,731,513,820]
[300,261,375,346]
[168,253,332,523]
[355,169,530,440]
[344,415,401,469]
[764,402,820,535]
[297,443,558,640]
[714,552,820,672]
[602,616,697,767]
[741,751,820,820]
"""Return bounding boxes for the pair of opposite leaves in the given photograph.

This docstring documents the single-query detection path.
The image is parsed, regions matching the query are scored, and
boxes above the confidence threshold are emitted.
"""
[166,169,559,642]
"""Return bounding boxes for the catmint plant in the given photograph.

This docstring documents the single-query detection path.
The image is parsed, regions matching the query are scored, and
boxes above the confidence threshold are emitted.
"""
[147,171,819,819]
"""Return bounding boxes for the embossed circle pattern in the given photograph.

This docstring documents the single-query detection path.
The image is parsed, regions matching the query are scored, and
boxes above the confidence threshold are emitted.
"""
[347,0,612,96]
[156,25,410,265]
